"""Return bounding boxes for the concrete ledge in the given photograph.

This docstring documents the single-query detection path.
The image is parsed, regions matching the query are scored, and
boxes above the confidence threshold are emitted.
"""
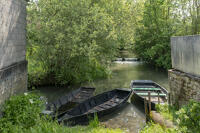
[168,69,200,81]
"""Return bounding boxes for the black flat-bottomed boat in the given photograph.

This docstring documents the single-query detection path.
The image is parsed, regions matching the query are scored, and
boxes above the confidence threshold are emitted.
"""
[42,87,95,116]
[57,89,132,125]
[131,80,168,110]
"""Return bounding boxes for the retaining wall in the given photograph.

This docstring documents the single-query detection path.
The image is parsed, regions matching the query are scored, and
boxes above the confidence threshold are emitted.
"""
[171,35,200,77]
[169,35,200,106]
[0,0,27,105]
[169,69,200,106]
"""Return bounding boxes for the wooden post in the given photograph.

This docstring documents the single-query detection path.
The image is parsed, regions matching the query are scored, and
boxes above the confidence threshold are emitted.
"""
[158,92,160,104]
[168,93,171,105]
[148,91,151,113]
[144,98,148,122]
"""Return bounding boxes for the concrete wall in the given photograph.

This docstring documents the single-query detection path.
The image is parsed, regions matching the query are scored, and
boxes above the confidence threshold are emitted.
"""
[169,69,200,107]
[171,35,200,77]
[0,0,27,105]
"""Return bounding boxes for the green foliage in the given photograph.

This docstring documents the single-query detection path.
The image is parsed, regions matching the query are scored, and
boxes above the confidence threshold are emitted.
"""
[27,0,137,86]
[132,0,200,69]
[27,0,117,85]
[176,100,200,133]
[156,104,177,121]
[22,120,123,133]
[133,0,173,69]
[141,122,178,133]
[1,116,123,133]
[0,94,122,133]
[28,58,49,87]
[89,114,99,128]
[0,93,44,132]
[96,0,136,50]
[154,101,200,133]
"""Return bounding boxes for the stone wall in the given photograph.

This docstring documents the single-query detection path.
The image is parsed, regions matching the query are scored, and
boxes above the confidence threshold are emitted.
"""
[0,0,27,105]
[168,69,200,107]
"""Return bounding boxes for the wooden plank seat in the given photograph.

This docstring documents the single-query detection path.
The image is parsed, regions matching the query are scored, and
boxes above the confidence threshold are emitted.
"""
[136,92,166,97]
[132,87,161,91]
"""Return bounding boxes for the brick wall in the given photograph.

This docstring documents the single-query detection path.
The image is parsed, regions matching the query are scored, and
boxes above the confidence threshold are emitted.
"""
[0,0,27,105]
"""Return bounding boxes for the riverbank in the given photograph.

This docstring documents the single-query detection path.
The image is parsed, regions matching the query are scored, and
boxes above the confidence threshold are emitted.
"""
[0,93,123,133]
[36,61,168,132]
[142,101,200,133]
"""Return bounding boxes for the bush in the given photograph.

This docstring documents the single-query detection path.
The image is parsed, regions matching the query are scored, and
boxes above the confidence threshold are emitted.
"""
[141,122,177,133]
[0,94,123,133]
[27,0,137,86]
[156,104,177,121]
[133,0,173,69]
[176,100,200,133]
[27,0,118,85]
[0,93,44,132]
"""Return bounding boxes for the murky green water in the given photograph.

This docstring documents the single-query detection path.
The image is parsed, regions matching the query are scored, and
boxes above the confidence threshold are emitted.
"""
[38,61,168,133]
[83,62,168,94]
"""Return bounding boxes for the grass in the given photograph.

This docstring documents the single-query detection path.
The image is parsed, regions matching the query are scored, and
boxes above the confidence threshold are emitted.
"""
[0,93,124,133]
[155,104,177,122]
[7,119,124,133]
[3,118,124,133]
[140,122,178,133]
[140,104,180,133]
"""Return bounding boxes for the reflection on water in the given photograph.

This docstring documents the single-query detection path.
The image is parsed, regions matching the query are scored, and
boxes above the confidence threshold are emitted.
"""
[83,62,168,95]
[38,61,168,133]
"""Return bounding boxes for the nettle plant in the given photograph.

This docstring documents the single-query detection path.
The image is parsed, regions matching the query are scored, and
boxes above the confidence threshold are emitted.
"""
[0,93,45,132]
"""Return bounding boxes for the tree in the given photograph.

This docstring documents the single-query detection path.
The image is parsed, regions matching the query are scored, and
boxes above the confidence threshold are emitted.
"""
[133,0,174,69]
[27,0,118,85]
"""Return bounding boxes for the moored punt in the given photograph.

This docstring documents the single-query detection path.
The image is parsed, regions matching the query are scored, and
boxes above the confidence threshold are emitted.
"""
[130,80,168,110]
[57,89,132,125]
[42,87,95,116]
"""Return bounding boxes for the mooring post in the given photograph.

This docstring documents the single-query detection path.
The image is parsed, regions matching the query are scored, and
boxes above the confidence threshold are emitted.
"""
[158,92,160,104]
[168,93,171,105]
[144,98,148,122]
[148,91,151,113]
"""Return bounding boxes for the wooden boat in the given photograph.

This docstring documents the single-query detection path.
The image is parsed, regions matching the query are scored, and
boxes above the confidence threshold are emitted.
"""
[42,87,95,116]
[130,80,168,110]
[57,89,132,125]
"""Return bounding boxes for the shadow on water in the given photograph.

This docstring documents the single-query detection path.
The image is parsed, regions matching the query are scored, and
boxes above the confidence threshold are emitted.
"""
[37,61,168,132]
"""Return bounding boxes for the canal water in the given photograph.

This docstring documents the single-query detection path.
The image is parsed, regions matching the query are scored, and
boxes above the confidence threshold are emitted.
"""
[38,61,168,133]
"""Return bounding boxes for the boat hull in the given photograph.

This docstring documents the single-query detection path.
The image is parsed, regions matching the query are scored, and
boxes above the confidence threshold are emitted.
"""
[130,80,168,108]
[43,87,95,116]
[58,89,132,125]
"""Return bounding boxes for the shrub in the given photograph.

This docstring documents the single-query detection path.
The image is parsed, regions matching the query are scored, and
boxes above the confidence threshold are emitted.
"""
[0,94,123,133]
[156,104,177,121]
[133,0,173,69]
[27,0,117,85]
[0,93,44,132]
[176,100,200,133]
[141,122,177,133]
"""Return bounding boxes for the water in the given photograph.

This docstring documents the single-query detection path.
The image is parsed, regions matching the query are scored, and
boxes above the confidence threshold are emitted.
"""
[82,62,168,95]
[38,61,168,133]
